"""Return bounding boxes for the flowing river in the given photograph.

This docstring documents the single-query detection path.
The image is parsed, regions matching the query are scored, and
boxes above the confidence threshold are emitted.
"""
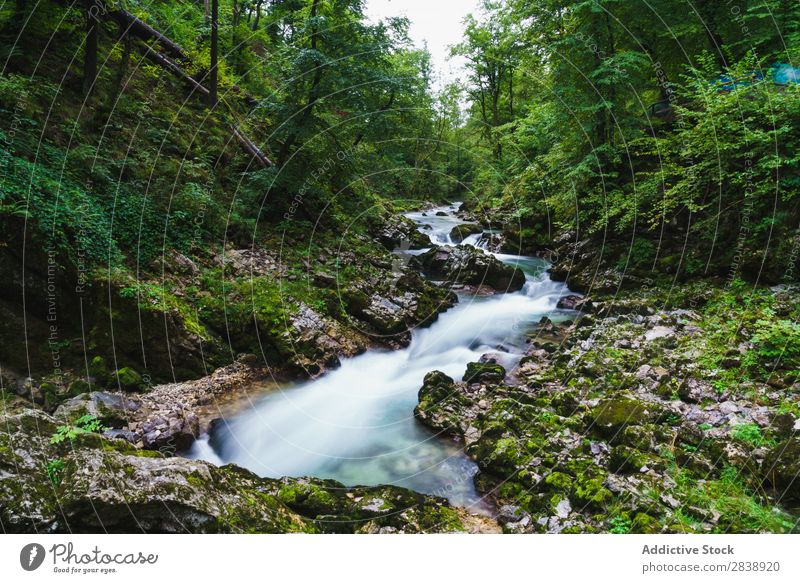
[188,202,574,512]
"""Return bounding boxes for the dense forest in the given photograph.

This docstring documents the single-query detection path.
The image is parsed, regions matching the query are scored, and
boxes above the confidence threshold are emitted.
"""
[1,1,799,535]
[453,0,800,284]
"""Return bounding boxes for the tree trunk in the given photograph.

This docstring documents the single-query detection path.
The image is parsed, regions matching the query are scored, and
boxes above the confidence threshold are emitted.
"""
[252,0,264,30]
[208,0,218,108]
[107,10,188,61]
[113,26,132,97]
[83,0,99,96]
[352,90,395,148]
[278,0,322,164]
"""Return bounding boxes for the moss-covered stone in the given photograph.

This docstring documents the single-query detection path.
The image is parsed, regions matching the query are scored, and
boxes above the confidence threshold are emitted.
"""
[414,371,473,434]
[0,408,467,534]
[114,367,144,392]
[88,356,109,385]
[590,396,662,437]
[67,379,91,397]
[463,361,506,384]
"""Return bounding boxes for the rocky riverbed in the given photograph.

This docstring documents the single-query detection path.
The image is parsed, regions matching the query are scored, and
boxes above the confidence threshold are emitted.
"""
[2,203,799,534]
[415,283,800,533]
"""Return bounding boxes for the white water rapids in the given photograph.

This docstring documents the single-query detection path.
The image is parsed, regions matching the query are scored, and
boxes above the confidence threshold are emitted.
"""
[188,202,574,510]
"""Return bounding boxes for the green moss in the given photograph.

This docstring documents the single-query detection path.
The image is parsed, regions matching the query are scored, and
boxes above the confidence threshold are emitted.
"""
[574,476,613,508]
[590,396,658,436]
[632,512,661,534]
[544,471,573,491]
[186,472,205,487]
[115,368,144,391]
[463,361,506,384]
[67,380,91,397]
[417,505,465,532]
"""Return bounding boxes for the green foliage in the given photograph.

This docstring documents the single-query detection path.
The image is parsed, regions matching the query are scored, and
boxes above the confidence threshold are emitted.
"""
[609,515,632,534]
[45,458,65,485]
[751,319,800,369]
[730,423,775,448]
[50,415,107,445]
[455,0,800,281]
[675,466,794,533]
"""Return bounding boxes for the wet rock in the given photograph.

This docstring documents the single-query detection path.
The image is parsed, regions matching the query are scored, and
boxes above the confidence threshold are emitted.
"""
[449,223,483,243]
[375,214,430,250]
[414,371,473,434]
[416,245,525,292]
[140,407,199,450]
[285,303,369,373]
[463,361,506,384]
[556,295,593,312]
[343,273,456,343]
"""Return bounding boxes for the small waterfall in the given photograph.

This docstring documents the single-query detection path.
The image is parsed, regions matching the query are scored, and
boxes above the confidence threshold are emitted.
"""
[188,202,575,511]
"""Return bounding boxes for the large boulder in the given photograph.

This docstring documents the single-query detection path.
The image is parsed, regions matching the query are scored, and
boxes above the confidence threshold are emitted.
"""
[463,361,506,384]
[375,214,430,250]
[416,245,526,292]
[556,295,593,312]
[449,223,483,244]
[55,392,142,428]
[414,371,475,434]
[0,409,467,533]
[283,303,370,374]
[342,271,457,343]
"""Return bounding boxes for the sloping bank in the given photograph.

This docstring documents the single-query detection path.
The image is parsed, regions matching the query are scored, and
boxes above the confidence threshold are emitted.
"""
[0,407,494,533]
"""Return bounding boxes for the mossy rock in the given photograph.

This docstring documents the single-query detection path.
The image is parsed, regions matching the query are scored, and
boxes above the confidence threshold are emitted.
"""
[449,223,483,243]
[590,396,663,438]
[67,379,91,397]
[609,445,651,474]
[88,356,109,386]
[631,512,662,534]
[39,381,62,409]
[543,471,573,492]
[573,476,613,508]
[276,479,343,517]
[463,361,506,384]
[2,408,467,533]
[114,367,144,392]
[414,370,473,433]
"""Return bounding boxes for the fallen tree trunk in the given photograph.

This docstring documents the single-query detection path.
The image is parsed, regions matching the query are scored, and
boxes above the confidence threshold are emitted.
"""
[102,6,272,167]
[140,48,209,96]
[231,125,273,167]
[108,9,188,61]
[139,47,270,167]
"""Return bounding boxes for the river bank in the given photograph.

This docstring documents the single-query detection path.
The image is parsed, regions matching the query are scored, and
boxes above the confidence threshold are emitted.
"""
[2,203,798,533]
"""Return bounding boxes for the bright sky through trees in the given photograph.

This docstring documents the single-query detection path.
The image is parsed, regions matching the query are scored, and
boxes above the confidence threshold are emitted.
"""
[366,0,481,85]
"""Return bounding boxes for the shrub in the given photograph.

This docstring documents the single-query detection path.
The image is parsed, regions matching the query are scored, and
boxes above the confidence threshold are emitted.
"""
[50,415,107,445]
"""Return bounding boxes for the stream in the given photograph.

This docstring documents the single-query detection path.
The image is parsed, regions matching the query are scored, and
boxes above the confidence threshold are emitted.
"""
[187,202,574,512]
